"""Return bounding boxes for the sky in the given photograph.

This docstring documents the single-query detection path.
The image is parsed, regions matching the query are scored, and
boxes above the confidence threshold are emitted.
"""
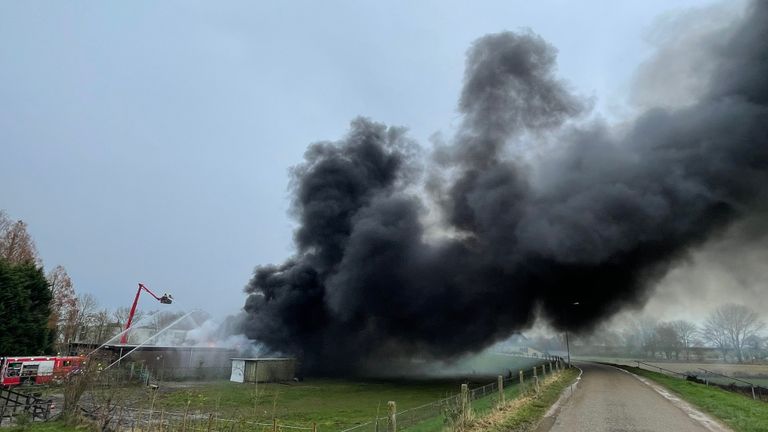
[1,0,751,320]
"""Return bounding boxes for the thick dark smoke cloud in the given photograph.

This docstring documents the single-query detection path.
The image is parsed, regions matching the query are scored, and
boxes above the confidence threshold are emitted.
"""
[241,1,768,373]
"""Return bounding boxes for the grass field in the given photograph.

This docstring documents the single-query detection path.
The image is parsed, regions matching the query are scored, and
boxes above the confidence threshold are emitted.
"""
[616,366,768,432]
[5,420,81,432]
[140,353,544,431]
[154,377,471,430]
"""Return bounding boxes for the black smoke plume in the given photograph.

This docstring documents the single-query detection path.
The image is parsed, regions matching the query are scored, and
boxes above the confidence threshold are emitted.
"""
[241,2,768,373]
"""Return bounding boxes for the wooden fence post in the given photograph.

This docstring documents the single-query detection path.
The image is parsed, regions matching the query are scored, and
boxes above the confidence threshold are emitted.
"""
[533,367,537,379]
[182,400,190,432]
[519,369,524,385]
[387,401,397,432]
[273,418,278,432]
[148,387,158,427]
[497,375,504,403]
[534,376,540,396]
[460,384,469,427]
[312,421,318,432]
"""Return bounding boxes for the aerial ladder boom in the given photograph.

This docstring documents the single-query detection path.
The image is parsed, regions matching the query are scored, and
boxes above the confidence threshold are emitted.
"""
[119,283,173,344]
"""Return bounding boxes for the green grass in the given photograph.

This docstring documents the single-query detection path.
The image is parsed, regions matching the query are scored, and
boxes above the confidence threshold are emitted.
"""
[150,377,491,431]
[140,354,543,431]
[616,366,768,432]
[705,377,768,387]
[6,420,83,432]
[485,368,579,432]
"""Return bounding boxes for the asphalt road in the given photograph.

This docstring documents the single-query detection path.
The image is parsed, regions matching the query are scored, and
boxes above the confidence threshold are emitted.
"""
[544,362,727,432]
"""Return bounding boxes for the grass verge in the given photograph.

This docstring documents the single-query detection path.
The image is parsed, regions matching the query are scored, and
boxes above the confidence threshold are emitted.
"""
[402,377,531,432]
[615,365,768,432]
[466,368,579,432]
[6,420,82,432]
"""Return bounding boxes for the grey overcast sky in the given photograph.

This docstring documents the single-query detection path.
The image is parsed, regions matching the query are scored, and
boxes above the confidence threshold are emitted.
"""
[0,0,729,318]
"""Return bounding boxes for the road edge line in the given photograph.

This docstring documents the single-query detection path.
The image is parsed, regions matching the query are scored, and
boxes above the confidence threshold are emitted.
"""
[609,364,733,432]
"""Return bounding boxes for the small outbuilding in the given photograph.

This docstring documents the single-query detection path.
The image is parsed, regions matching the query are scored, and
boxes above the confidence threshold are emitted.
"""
[230,357,296,383]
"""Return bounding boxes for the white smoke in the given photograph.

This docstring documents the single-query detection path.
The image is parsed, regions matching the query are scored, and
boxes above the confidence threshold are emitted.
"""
[183,318,271,357]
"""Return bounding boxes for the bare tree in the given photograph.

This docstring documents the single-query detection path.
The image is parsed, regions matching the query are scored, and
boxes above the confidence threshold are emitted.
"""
[150,310,186,331]
[61,360,97,424]
[77,294,99,342]
[701,319,732,361]
[61,293,99,346]
[0,210,11,234]
[702,304,765,363]
[113,306,145,330]
[743,334,765,359]
[92,309,113,344]
[632,317,659,358]
[671,320,698,361]
[655,322,682,360]
[0,218,40,265]
[47,265,77,352]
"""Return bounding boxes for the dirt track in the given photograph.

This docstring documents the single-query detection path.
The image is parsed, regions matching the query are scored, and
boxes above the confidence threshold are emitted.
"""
[543,363,730,432]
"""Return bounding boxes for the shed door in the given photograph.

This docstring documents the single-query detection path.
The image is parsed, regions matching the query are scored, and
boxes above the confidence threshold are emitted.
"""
[230,360,245,383]
[245,361,258,382]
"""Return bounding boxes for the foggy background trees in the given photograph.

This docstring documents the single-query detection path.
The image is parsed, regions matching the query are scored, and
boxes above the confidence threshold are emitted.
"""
[567,304,767,363]
[702,304,765,363]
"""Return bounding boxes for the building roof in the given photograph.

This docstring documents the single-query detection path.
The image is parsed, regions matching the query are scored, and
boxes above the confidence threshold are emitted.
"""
[96,344,237,352]
[230,357,296,361]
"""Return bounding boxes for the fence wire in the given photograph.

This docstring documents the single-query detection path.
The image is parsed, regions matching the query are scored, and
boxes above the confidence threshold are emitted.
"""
[634,361,768,403]
[339,358,565,432]
[87,406,316,432]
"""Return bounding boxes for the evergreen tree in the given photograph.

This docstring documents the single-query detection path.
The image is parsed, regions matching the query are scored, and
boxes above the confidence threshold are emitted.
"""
[0,259,53,355]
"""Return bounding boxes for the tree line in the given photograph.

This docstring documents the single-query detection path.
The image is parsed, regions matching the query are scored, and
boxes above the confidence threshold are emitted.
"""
[559,304,766,363]
[0,210,185,356]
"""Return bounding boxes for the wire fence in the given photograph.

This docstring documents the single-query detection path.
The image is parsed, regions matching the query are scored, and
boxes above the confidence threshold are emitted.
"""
[339,358,566,432]
[84,406,317,431]
[633,360,768,402]
[696,367,768,402]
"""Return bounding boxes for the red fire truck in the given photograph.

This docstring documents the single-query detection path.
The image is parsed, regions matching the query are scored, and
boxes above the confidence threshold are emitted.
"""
[0,356,85,387]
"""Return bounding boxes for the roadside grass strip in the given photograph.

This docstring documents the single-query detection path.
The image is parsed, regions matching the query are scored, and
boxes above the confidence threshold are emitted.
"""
[616,366,768,432]
[464,368,580,432]
[6,420,83,432]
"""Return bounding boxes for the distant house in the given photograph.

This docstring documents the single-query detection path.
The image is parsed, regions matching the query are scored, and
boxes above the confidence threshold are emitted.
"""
[546,350,568,359]
[519,347,546,358]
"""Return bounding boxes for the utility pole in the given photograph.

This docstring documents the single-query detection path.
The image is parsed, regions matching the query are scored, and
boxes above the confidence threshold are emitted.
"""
[565,301,579,368]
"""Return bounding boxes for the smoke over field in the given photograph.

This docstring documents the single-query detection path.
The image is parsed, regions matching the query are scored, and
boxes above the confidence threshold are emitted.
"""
[240,1,768,373]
